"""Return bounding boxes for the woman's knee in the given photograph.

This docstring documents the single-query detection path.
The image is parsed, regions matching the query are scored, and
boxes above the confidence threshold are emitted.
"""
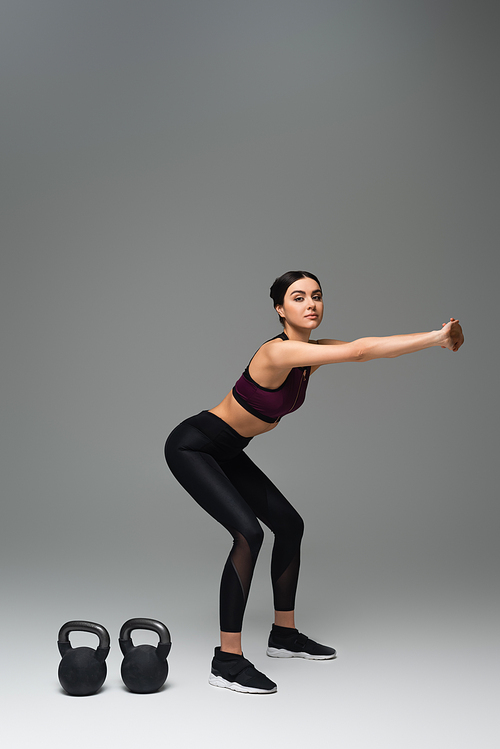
[248,523,265,556]
[288,511,304,542]
[277,508,304,542]
[235,523,264,559]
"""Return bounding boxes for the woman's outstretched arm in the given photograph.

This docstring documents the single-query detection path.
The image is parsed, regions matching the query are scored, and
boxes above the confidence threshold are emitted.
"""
[263,319,464,369]
[345,317,464,361]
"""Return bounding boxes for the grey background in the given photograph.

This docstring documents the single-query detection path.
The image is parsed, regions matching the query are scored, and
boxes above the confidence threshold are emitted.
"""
[1,1,498,747]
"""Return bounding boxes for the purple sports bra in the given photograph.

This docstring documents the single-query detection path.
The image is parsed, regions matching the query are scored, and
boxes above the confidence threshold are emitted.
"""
[232,332,311,424]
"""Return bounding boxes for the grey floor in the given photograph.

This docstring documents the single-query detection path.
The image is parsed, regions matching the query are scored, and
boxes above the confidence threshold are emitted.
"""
[3,568,497,749]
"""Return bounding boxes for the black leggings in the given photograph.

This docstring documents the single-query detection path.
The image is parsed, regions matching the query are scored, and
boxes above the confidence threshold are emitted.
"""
[165,411,304,633]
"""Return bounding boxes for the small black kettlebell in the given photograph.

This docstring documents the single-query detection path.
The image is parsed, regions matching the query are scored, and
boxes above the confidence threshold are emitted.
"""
[119,618,171,693]
[57,620,110,696]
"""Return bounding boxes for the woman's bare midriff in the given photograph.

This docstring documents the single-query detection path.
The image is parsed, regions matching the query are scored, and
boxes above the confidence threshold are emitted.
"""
[209,392,279,438]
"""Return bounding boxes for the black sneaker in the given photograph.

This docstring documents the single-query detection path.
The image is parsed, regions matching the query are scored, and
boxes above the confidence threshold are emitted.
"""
[266,625,337,660]
[209,647,277,694]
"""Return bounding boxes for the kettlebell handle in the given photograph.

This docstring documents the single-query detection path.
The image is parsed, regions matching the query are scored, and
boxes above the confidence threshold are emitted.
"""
[119,618,171,659]
[57,620,111,662]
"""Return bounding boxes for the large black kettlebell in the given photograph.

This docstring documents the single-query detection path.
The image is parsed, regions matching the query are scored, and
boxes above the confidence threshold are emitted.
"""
[119,618,171,693]
[57,620,110,696]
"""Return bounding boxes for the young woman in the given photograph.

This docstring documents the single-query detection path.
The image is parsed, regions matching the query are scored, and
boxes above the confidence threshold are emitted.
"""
[165,271,464,694]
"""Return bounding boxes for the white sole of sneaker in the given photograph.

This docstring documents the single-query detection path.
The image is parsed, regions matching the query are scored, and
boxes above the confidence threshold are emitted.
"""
[266,646,336,660]
[208,673,277,693]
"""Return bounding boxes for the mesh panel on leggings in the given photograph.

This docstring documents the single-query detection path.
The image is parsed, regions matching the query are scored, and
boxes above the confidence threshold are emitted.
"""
[272,547,301,612]
[220,529,259,632]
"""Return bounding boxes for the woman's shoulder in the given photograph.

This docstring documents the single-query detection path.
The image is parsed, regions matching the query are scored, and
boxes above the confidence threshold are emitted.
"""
[253,334,317,368]
[254,332,287,352]
[248,333,288,372]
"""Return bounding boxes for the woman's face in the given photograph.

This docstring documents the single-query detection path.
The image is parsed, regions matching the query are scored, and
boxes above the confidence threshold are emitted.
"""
[276,277,323,331]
